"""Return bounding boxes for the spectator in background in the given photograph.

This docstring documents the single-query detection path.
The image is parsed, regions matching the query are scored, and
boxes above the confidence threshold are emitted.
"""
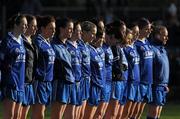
[167,0,177,18]
[105,8,114,24]
[165,0,180,46]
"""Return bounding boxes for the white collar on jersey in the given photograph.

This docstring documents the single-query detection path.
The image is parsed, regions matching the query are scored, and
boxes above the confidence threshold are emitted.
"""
[8,32,22,45]
[67,40,78,48]
[127,44,134,48]
[38,34,51,46]
[137,38,147,44]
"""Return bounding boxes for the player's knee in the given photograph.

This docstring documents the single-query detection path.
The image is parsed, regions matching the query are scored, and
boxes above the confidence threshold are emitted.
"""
[111,111,118,118]
[14,111,21,119]
[116,112,123,119]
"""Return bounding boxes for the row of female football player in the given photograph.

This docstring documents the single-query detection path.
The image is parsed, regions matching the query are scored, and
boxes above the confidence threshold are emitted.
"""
[0,13,169,119]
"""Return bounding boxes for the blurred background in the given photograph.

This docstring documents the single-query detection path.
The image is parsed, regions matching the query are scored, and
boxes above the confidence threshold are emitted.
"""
[0,0,180,102]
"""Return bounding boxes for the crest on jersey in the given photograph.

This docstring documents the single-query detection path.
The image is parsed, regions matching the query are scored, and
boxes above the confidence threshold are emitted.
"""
[130,51,135,57]
[70,50,76,56]
[15,48,20,53]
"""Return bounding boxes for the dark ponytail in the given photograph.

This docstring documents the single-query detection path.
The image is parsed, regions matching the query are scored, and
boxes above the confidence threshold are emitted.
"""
[7,13,26,31]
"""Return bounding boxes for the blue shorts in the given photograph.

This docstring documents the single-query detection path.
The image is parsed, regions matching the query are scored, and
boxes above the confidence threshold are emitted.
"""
[88,83,101,106]
[80,77,90,101]
[33,81,52,105]
[55,80,76,105]
[111,81,127,105]
[126,82,141,102]
[22,84,35,106]
[151,85,167,106]
[52,80,58,102]
[101,81,112,102]
[75,82,82,106]
[139,83,152,103]
[2,86,24,103]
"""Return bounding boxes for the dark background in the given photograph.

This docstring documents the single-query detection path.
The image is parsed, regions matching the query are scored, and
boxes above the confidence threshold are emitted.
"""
[0,0,180,101]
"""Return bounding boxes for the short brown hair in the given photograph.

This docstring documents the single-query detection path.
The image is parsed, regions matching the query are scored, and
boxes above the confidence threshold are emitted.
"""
[81,21,96,33]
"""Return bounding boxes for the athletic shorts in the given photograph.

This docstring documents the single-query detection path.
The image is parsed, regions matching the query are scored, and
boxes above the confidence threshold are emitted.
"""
[151,85,167,106]
[88,83,102,106]
[101,81,112,102]
[111,80,127,105]
[34,81,52,105]
[22,84,35,106]
[75,81,82,106]
[126,82,141,102]
[55,80,76,105]
[80,77,90,101]
[139,83,152,103]
[2,86,24,103]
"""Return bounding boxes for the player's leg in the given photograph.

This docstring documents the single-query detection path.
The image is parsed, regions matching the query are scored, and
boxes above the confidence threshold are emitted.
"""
[104,99,120,119]
[121,100,133,119]
[2,98,16,119]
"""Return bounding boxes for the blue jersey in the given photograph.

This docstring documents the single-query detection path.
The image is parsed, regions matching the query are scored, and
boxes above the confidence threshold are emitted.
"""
[96,46,106,81]
[34,35,55,82]
[77,39,91,79]
[121,48,128,81]
[102,43,113,82]
[1,32,26,91]
[135,39,153,84]
[151,43,169,85]
[66,40,82,82]
[87,44,105,88]
[124,45,140,83]
[51,38,75,83]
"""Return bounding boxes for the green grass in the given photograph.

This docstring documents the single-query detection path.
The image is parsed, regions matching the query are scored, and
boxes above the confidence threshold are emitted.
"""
[0,102,179,119]
[142,102,180,119]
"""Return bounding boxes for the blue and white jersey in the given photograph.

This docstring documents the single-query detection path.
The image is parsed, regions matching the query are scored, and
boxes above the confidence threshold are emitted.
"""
[124,44,140,83]
[77,39,91,79]
[102,43,114,82]
[66,40,82,82]
[51,38,75,83]
[1,32,26,91]
[151,43,169,85]
[34,34,55,82]
[135,39,153,84]
[96,46,106,82]
[87,44,105,88]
